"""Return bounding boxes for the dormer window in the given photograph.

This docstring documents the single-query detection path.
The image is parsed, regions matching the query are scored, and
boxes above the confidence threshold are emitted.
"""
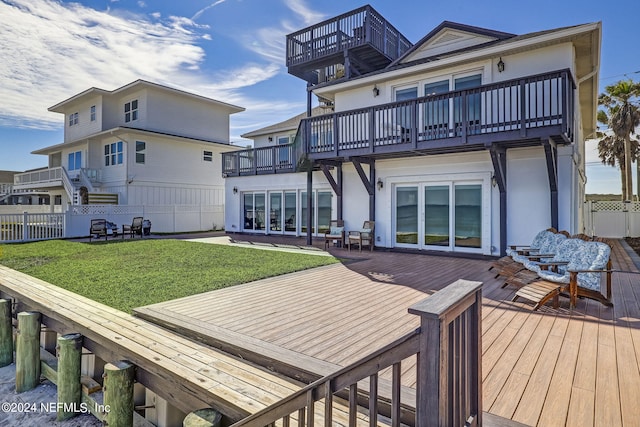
[124,100,138,123]
[68,112,79,126]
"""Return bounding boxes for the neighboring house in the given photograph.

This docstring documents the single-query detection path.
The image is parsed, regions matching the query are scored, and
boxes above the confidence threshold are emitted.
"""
[223,5,601,256]
[14,80,244,207]
[0,169,50,206]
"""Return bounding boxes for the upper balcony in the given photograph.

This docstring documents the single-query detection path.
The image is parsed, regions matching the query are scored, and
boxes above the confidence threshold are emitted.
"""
[222,70,575,177]
[286,5,412,85]
[302,69,575,161]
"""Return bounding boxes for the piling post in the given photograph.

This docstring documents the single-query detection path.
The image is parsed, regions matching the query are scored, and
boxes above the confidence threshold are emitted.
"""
[0,299,12,367]
[15,311,41,392]
[57,333,83,421]
[103,360,135,427]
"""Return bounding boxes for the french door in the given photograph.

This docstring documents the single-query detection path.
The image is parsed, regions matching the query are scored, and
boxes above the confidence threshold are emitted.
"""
[394,181,483,252]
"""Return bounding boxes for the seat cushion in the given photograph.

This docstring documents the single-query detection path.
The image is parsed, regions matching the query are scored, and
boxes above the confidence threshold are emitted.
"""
[329,226,344,235]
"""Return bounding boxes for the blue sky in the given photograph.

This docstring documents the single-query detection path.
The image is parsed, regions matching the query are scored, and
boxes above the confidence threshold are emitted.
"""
[0,0,639,194]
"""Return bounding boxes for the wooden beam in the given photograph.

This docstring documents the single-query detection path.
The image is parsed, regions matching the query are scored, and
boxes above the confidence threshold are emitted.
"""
[351,158,374,195]
[351,158,376,221]
[489,146,507,256]
[319,164,341,197]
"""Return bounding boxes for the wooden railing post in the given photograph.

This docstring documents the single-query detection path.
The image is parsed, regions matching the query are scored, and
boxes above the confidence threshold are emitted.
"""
[0,299,12,367]
[103,360,135,427]
[16,311,41,393]
[409,279,483,427]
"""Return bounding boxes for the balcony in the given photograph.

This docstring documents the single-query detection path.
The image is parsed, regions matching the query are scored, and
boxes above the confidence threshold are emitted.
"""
[222,70,575,177]
[286,5,412,85]
[222,144,299,177]
[301,69,575,160]
[14,167,63,189]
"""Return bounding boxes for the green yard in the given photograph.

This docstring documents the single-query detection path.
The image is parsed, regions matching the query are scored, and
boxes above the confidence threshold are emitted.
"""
[0,239,338,313]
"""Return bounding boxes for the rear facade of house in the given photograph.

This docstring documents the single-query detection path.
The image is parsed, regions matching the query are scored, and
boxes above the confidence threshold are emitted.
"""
[223,5,601,256]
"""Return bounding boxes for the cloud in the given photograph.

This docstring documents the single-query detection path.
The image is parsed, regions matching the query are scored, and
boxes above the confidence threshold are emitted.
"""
[191,0,226,21]
[284,0,325,26]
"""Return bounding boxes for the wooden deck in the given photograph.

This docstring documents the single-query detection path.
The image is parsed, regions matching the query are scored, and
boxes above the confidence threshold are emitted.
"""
[136,236,640,426]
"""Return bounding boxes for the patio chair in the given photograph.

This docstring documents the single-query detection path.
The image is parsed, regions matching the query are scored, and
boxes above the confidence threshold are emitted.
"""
[512,239,613,310]
[324,220,345,249]
[489,228,557,277]
[348,221,375,252]
[89,219,108,242]
[497,230,568,282]
[123,217,144,238]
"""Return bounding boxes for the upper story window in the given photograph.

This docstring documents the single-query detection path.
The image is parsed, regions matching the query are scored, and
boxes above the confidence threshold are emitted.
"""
[68,151,82,171]
[68,112,79,127]
[203,151,213,162]
[105,141,123,166]
[124,100,138,123]
[135,141,146,164]
[90,105,96,122]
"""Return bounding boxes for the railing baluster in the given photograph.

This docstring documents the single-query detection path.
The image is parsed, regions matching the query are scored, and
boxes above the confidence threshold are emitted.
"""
[369,374,378,427]
[306,390,314,427]
[391,362,401,427]
[349,383,357,427]
[324,381,332,427]
[298,408,306,427]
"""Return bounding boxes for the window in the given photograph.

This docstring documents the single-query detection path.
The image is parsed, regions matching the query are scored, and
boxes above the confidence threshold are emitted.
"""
[135,141,146,164]
[203,151,213,162]
[68,112,78,126]
[68,151,82,171]
[124,100,138,123]
[105,141,123,166]
[90,105,96,121]
[277,136,290,165]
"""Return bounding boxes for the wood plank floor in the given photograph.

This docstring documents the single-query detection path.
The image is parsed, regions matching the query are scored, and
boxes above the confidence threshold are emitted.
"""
[136,236,640,427]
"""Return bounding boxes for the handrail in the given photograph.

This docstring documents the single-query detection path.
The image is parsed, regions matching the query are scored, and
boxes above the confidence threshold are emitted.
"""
[222,142,298,177]
[60,167,75,203]
[301,69,574,157]
[229,279,483,427]
[78,168,95,192]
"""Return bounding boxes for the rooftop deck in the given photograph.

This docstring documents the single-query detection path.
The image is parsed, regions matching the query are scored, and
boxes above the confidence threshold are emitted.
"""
[136,236,640,426]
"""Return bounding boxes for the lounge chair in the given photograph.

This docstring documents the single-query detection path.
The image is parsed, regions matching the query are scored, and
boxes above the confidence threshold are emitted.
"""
[348,221,375,252]
[324,220,345,249]
[512,239,613,310]
[498,231,568,282]
[89,219,108,242]
[123,217,144,238]
[490,228,556,277]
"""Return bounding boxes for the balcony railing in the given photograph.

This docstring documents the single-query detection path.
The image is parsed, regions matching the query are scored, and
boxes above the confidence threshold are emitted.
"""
[14,167,63,186]
[301,69,575,159]
[286,5,412,83]
[223,144,298,177]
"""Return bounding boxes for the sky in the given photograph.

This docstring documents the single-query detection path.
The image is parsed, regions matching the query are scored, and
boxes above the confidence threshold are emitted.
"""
[0,0,639,194]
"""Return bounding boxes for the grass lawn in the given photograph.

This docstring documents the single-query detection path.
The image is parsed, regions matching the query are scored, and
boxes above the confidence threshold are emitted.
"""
[0,239,339,313]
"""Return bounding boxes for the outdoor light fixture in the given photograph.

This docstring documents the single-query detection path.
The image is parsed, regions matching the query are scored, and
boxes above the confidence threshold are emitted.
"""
[377,177,383,190]
[233,186,238,194]
[372,85,380,97]
[268,136,273,142]
[497,57,505,73]
[491,175,497,187]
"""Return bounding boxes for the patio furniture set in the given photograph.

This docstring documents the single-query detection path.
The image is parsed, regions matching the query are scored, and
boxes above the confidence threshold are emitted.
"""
[324,220,375,252]
[89,217,150,241]
[490,228,614,310]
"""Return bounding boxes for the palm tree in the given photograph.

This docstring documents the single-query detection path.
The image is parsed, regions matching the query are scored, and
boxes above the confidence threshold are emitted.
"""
[597,80,640,200]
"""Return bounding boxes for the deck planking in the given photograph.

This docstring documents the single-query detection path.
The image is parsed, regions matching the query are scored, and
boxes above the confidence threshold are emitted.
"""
[136,236,640,426]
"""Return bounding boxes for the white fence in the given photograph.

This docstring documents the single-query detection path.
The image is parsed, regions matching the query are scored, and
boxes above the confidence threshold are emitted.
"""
[0,204,224,243]
[0,205,63,214]
[584,201,640,238]
[0,212,66,243]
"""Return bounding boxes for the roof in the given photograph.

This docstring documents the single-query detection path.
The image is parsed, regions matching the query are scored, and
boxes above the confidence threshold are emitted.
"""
[241,106,328,139]
[48,80,245,114]
[31,127,237,155]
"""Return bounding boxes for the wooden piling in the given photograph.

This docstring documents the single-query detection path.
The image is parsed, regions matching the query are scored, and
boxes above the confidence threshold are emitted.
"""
[103,360,135,427]
[0,299,12,367]
[183,408,222,427]
[57,333,83,421]
[15,311,41,393]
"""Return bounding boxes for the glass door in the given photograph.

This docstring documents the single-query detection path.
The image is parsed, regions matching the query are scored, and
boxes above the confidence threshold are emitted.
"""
[284,192,297,233]
[269,192,282,233]
[454,74,482,135]
[395,186,419,246]
[423,80,450,140]
[242,192,266,232]
[394,181,483,252]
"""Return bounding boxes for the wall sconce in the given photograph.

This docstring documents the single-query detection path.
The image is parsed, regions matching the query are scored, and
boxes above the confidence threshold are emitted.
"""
[377,177,383,190]
[497,57,505,73]
[372,85,380,97]
[268,136,273,142]
[233,186,238,194]
[491,175,497,187]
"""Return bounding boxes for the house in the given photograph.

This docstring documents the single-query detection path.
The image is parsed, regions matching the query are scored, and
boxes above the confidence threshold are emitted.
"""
[13,80,244,208]
[223,5,601,256]
[0,169,50,206]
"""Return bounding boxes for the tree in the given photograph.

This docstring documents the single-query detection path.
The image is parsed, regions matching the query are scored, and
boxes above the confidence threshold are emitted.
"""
[597,80,640,200]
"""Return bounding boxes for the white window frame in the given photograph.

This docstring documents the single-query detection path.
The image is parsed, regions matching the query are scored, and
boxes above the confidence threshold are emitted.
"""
[104,141,124,167]
[124,100,138,123]
[68,112,78,127]
[90,105,96,122]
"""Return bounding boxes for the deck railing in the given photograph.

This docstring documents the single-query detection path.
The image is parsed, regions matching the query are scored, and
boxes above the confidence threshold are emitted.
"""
[14,167,63,186]
[222,143,298,177]
[286,5,412,68]
[301,69,575,159]
[229,279,483,427]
